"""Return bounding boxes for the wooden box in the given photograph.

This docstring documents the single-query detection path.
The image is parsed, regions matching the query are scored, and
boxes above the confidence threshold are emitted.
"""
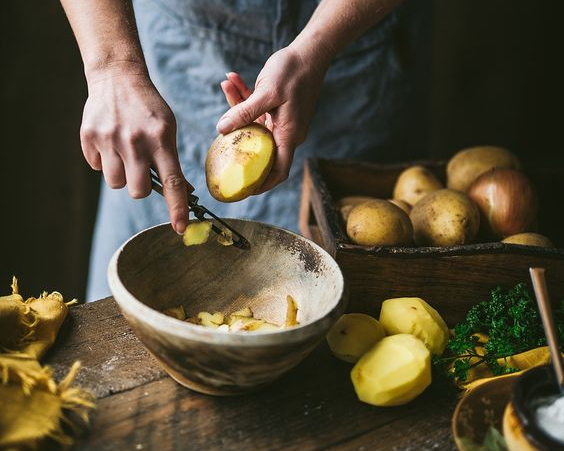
[299,158,564,326]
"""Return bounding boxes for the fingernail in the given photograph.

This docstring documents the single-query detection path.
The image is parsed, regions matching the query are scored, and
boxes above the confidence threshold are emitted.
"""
[217,117,234,134]
[225,72,231,79]
[175,219,187,235]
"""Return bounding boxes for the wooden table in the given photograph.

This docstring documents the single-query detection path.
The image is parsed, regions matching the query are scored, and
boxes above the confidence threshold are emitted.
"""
[45,298,458,451]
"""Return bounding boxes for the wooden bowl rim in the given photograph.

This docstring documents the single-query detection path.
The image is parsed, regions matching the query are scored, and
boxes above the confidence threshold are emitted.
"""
[451,372,520,450]
[108,221,347,347]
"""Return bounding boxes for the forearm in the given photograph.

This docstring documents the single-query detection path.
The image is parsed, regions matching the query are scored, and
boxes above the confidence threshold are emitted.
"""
[60,0,147,82]
[290,0,403,68]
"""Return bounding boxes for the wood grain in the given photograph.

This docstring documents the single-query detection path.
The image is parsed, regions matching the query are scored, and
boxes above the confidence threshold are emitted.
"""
[45,298,458,451]
[44,297,165,399]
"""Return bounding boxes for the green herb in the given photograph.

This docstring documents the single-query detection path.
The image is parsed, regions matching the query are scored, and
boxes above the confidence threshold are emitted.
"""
[434,282,564,384]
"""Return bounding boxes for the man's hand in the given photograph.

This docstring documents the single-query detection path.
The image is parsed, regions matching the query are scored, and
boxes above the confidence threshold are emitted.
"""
[81,66,190,234]
[216,47,328,194]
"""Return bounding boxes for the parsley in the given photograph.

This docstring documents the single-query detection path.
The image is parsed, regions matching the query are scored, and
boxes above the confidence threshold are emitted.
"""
[434,282,564,385]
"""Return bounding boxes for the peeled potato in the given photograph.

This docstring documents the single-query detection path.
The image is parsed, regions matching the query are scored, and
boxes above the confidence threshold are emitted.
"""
[502,232,554,248]
[162,305,186,321]
[379,297,449,355]
[206,123,275,202]
[410,189,480,246]
[351,334,431,406]
[393,165,443,206]
[326,313,386,363]
[183,220,212,246]
[347,200,413,247]
[447,146,521,192]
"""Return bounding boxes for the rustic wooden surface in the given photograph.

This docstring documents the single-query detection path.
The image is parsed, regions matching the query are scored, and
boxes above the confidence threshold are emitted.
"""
[45,298,458,451]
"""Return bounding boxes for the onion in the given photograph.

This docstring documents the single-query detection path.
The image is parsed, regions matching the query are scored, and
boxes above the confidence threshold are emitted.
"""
[468,168,538,238]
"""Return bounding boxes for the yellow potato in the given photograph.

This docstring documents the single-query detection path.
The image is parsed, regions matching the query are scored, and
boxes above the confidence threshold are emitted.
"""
[447,146,521,192]
[347,200,413,247]
[502,232,554,248]
[410,189,480,246]
[326,313,386,363]
[337,196,378,222]
[285,295,299,327]
[183,220,212,246]
[388,199,412,215]
[162,305,186,321]
[351,334,431,406]
[205,123,275,202]
[393,165,443,206]
[198,311,224,327]
[379,297,449,355]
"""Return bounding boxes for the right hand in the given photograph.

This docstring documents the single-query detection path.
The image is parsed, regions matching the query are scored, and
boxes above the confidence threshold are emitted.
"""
[80,65,190,234]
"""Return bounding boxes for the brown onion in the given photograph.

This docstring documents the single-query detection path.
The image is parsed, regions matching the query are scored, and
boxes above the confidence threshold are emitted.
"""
[468,168,538,238]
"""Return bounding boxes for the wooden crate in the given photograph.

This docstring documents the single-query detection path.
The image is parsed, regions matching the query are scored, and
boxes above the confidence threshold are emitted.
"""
[299,158,564,326]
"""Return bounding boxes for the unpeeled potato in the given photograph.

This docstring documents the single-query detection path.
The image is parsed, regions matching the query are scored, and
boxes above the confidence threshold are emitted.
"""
[205,123,275,202]
[502,233,554,248]
[393,165,443,206]
[347,200,412,247]
[446,146,521,192]
[337,196,378,222]
[410,189,480,246]
[388,199,412,215]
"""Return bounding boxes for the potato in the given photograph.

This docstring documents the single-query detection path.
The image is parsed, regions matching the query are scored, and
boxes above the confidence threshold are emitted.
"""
[388,199,412,215]
[393,165,443,206]
[379,297,448,355]
[351,334,431,406]
[337,196,378,222]
[502,232,554,248]
[206,123,275,202]
[285,295,299,327]
[198,311,224,327]
[162,305,186,320]
[183,220,212,246]
[347,200,413,247]
[447,146,521,192]
[410,189,480,246]
[326,313,386,363]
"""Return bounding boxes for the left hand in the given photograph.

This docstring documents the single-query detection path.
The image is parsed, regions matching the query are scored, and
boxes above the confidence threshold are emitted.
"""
[216,46,328,194]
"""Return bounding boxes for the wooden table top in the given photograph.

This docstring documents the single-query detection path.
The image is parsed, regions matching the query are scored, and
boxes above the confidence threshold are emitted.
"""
[45,298,458,451]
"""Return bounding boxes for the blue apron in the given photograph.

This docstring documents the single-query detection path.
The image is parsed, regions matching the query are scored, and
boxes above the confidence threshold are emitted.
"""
[86,0,420,301]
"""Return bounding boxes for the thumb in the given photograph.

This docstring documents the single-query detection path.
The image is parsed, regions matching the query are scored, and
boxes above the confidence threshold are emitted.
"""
[216,89,275,134]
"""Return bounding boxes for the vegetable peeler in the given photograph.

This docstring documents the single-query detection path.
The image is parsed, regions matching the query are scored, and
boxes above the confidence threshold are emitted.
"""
[149,168,250,250]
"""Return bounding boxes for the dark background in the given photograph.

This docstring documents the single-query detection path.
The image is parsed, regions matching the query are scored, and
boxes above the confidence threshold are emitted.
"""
[1,0,563,301]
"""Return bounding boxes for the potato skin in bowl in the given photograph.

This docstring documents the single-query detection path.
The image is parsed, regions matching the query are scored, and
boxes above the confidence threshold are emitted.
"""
[108,220,346,396]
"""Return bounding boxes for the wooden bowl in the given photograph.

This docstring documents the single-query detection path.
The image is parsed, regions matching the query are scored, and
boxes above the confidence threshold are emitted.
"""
[503,365,563,451]
[452,373,520,450]
[108,220,347,396]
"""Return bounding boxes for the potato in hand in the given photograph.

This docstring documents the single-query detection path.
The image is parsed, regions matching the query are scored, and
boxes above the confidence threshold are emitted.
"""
[206,124,275,202]
[326,313,385,363]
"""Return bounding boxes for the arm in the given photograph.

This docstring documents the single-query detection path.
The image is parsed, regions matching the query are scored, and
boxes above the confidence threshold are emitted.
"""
[217,0,403,193]
[60,0,190,234]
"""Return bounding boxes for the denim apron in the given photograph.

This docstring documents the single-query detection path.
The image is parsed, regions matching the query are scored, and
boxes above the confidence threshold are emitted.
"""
[86,0,422,301]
